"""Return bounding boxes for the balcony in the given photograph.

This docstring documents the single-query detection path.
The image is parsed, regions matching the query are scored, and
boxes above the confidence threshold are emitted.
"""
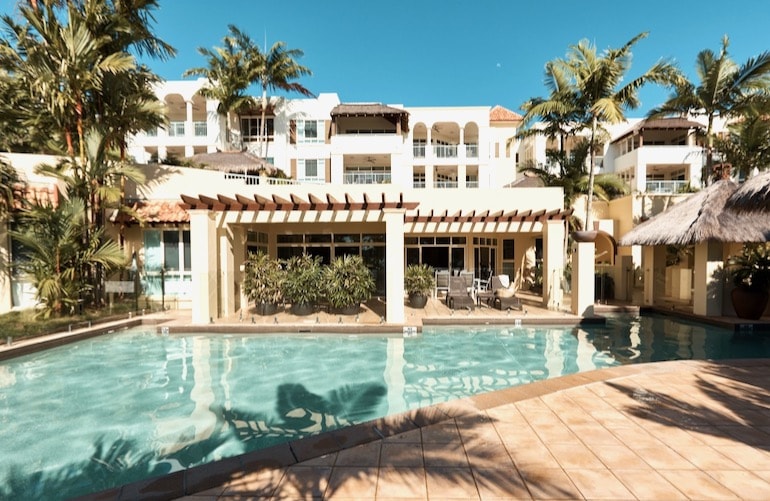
[465,144,478,158]
[344,171,392,184]
[645,180,690,194]
[434,144,458,158]
[434,180,458,188]
[194,121,207,137]
[413,144,426,158]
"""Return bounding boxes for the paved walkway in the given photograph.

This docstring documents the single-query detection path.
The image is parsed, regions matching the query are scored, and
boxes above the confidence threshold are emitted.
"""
[167,359,770,501]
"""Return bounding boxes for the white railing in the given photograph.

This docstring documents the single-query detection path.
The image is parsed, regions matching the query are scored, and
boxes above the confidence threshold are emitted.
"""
[645,180,689,194]
[413,144,426,157]
[433,144,458,158]
[223,172,315,186]
[434,180,458,188]
[194,122,207,137]
[465,144,478,158]
[343,172,391,184]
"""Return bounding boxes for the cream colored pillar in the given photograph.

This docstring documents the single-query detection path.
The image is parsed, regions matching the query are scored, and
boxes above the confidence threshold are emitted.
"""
[185,100,194,157]
[642,245,666,306]
[693,241,724,316]
[571,241,595,316]
[190,210,217,324]
[383,208,406,324]
[543,220,566,310]
[457,165,467,189]
[0,224,12,312]
[218,223,239,319]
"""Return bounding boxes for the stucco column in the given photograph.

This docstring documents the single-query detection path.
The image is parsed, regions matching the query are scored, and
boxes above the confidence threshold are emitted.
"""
[543,220,566,310]
[571,241,595,316]
[0,224,11,312]
[190,210,217,324]
[693,241,724,316]
[218,223,239,319]
[383,208,406,324]
[457,165,466,189]
[642,245,666,306]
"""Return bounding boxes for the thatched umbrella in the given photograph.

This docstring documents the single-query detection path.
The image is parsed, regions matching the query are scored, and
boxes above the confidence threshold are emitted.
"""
[619,179,770,246]
[725,170,770,212]
[190,151,277,176]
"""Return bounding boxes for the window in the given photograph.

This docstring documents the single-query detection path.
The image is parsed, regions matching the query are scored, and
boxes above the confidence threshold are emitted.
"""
[143,229,191,297]
[298,120,323,143]
[168,122,185,137]
[194,122,207,136]
[240,117,275,141]
[298,159,324,182]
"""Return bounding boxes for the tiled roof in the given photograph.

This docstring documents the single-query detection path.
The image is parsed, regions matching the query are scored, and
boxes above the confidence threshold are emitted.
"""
[113,200,189,225]
[490,105,523,122]
[13,183,58,209]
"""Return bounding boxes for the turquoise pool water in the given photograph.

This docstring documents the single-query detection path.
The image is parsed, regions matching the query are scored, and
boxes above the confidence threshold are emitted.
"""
[1,314,769,499]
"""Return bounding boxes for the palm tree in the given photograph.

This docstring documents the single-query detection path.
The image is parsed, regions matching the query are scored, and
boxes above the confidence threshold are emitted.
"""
[0,1,136,162]
[649,36,770,184]
[184,25,257,150]
[11,197,126,317]
[519,139,628,232]
[255,40,314,157]
[714,100,770,178]
[522,32,679,231]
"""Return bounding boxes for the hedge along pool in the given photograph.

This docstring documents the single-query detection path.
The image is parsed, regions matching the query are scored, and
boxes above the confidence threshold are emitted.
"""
[1,313,769,500]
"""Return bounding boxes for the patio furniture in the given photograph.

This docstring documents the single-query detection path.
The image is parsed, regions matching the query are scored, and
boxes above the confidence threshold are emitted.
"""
[446,276,475,310]
[477,275,507,307]
[434,270,450,298]
[492,278,522,311]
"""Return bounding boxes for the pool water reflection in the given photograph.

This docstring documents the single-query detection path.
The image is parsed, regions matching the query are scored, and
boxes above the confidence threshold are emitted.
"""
[1,313,768,499]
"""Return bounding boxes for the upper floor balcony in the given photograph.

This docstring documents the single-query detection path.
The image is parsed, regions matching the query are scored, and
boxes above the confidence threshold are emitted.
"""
[413,142,479,160]
[613,145,704,174]
[134,121,209,147]
[645,179,691,194]
[330,133,404,155]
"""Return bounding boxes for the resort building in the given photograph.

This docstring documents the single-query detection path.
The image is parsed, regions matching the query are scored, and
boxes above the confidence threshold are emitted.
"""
[0,79,733,321]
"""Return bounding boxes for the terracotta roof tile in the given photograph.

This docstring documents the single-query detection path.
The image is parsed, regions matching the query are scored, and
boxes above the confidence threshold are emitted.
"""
[490,105,523,122]
[114,200,189,224]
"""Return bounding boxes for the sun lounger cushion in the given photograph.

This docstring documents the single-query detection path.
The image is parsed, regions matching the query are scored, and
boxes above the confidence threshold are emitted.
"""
[495,285,516,298]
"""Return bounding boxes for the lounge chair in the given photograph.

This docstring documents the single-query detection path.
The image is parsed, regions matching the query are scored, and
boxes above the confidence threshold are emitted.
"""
[434,270,450,298]
[492,278,522,311]
[477,275,506,307]
[446,276,475,310]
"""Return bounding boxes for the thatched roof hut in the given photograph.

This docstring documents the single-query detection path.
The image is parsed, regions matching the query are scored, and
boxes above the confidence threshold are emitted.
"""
[619,179,770,246]
[725,170,770,212]
[190,151,277,176]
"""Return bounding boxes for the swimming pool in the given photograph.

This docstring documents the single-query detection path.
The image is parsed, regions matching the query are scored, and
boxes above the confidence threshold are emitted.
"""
[1,314,769,499]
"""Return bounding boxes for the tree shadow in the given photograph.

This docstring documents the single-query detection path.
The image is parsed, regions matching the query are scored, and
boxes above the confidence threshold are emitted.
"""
[605,361,770,452]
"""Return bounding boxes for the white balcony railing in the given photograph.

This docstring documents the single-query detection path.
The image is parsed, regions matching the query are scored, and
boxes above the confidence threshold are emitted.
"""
[413,144,426,158]
[434,144,458,158]
[645,180,690,194]
[434,180,459,188]
[194,122,207,137]
[344,172,391,184]
[465,144,478,158]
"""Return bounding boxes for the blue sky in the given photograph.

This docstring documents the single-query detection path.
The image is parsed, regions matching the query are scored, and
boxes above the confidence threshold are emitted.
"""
[2,0,770,116]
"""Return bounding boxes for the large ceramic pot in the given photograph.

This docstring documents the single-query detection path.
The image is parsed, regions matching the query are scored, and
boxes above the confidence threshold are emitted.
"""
[408,292,429,308]
[731,287,769,320]
[290,302,315,316]
[333,303,360,315]
[255,302,278,316]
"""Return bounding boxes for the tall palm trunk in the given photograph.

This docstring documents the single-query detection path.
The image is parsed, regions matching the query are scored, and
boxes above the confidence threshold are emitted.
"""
[584,118,597,232]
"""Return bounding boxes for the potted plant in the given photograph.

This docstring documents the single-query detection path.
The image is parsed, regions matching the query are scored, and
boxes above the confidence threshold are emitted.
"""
[242,251,285,315]
[323,255,375,314]
[404,264,435,308]
[727,243,770,319]
[282,254,324,315]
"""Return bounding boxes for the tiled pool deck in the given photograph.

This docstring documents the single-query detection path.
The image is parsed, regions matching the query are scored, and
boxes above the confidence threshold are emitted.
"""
[161,358,770,501]
[4,299,770,500]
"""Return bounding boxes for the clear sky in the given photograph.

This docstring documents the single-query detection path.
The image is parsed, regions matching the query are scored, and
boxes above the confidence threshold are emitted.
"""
[2,0,770,116]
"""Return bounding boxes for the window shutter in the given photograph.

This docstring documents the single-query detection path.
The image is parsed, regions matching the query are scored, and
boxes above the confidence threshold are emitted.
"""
[289,120,296,144]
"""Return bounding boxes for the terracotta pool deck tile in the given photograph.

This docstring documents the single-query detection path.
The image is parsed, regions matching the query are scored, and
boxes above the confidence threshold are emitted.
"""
[564,468,633,500]
[333,441,380,467]
[382,427,423,444]
[612,469,687,500]
[659,469,741,500]
[270,465,332,500]
[424,467,479,499]
[517,467,582,500]
[380,442,424,467]
[587,444,650,470]
[506,440,562,470]
[706,469,770,499]
[671,444,743,470]
[634,445,697,470]
[546,443,605,470]
[463,441,514,470]
[471,467,532,500]
[566,424,622,447]
[712,443,770,470]
[375,467,428,499]
[218,467,285,497]
[421,421,462,443]
[325,466,379,499]
[423,440,472,468]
